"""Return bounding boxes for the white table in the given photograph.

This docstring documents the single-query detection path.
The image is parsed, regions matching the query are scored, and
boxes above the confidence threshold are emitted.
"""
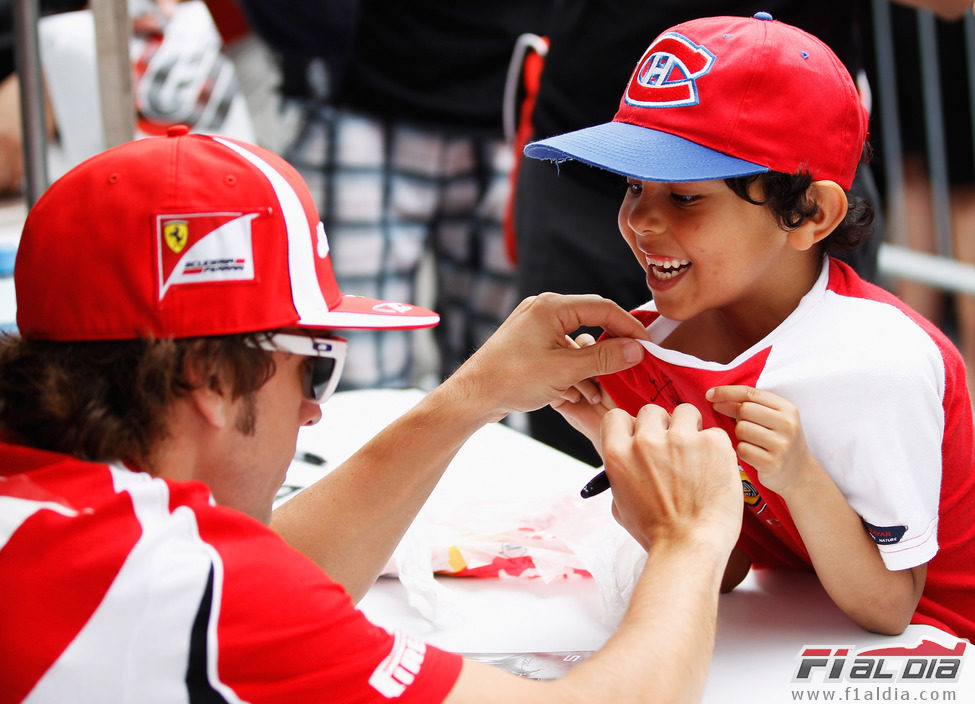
[283,390,975,703]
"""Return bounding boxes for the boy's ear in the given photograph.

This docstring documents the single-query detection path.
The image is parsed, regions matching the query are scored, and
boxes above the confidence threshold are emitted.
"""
[786,180,849,252]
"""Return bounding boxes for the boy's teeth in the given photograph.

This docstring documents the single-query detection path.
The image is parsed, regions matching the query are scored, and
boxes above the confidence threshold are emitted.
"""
[648,257,691,279]
[649,257,690,269]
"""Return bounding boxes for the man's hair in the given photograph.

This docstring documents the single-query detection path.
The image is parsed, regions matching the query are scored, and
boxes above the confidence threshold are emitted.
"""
[724,171,875,253]
[0,333,276,464]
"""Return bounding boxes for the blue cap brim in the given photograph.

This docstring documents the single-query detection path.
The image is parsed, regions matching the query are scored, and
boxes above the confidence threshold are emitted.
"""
[523,121,769,182]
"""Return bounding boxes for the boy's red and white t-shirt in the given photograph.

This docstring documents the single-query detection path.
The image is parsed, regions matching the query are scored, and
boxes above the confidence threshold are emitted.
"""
[600,257,975,640]
[0,445,462,703]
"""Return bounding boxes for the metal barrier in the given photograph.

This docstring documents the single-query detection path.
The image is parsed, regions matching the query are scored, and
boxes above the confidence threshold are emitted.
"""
[12,0,47,207]
[871,0,975,293]
[13,0,132,208]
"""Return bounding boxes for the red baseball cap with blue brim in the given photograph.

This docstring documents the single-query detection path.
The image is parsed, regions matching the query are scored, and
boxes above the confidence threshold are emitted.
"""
[524,13,868,190]
[15,126,440,341]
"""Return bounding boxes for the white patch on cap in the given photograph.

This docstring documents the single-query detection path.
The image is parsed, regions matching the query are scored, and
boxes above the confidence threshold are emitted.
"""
[157,212,257,300]
[212,137,331,323]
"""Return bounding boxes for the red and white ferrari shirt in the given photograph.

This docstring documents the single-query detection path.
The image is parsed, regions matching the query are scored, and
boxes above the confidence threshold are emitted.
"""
[600,258,975,640]
[0,444,462,703]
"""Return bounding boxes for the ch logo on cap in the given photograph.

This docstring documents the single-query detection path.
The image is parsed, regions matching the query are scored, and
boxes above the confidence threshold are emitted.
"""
[625,32,716,109]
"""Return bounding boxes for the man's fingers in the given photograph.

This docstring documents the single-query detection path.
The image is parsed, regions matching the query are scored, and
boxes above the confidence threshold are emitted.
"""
[547,293,651,343]
[566,336,645,380]
[560,334,606,404]
[558,387,583,404]
[602,407,636,440]
[669,403,704,431]
[635,402,672,431]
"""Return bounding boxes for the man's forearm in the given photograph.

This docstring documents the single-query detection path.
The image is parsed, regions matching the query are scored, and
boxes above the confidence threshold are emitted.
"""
[450,534,730,704]
[560,537,725,704]
[270,376,493,600]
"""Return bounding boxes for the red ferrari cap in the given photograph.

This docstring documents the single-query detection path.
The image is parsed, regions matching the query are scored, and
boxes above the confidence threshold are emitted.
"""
[15,127,439,340]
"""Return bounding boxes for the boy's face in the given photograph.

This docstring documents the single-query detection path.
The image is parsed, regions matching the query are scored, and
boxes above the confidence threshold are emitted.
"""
[617,177,804,324]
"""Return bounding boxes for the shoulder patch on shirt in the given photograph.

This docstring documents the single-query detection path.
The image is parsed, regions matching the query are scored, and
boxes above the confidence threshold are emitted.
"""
[863,521,908,545]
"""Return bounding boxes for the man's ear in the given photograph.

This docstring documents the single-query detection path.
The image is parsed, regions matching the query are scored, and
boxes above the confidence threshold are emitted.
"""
[787,180,849,252]
[181,355,231,430]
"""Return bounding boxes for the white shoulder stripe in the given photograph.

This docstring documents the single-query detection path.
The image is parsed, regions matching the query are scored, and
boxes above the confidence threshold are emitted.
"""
[28,468,245,703]
[0,495,78,547]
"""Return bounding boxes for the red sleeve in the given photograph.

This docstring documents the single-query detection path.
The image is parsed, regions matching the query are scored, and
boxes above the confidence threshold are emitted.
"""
[193,501,464,703]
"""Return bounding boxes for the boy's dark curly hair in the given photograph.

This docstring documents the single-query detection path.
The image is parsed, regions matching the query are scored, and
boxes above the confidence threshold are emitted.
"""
[724,170,875,253]
[0,333,277,466]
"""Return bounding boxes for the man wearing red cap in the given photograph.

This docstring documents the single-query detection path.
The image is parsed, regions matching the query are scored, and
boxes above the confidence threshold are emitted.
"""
[0,126,744,702]
[527,14,975,640]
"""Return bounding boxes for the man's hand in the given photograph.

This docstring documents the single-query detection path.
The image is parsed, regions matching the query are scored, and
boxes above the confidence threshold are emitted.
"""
[550,332,618,454]
[601,403,742,553]
[450,293,648,423]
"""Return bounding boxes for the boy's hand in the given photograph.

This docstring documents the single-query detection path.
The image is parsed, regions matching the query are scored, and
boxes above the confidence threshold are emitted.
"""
[550,332,618,454]
[705,385,816,496]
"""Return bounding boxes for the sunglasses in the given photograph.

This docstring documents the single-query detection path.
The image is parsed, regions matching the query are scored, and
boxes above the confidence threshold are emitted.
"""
[255,333,347,404]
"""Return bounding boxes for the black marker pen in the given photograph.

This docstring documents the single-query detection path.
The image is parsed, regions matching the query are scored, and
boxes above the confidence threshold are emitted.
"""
[580,470,610,498]
[295,451,327,466]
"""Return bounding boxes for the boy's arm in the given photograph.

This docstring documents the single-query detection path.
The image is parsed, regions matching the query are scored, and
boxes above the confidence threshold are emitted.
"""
[708,385,926,635]
[774,456,927,635]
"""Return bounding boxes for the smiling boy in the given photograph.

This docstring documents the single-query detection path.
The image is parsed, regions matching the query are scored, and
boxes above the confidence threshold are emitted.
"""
[526,13,975,639]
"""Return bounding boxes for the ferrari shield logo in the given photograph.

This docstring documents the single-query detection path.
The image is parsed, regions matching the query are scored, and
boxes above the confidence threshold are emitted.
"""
[163,220,189,253]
